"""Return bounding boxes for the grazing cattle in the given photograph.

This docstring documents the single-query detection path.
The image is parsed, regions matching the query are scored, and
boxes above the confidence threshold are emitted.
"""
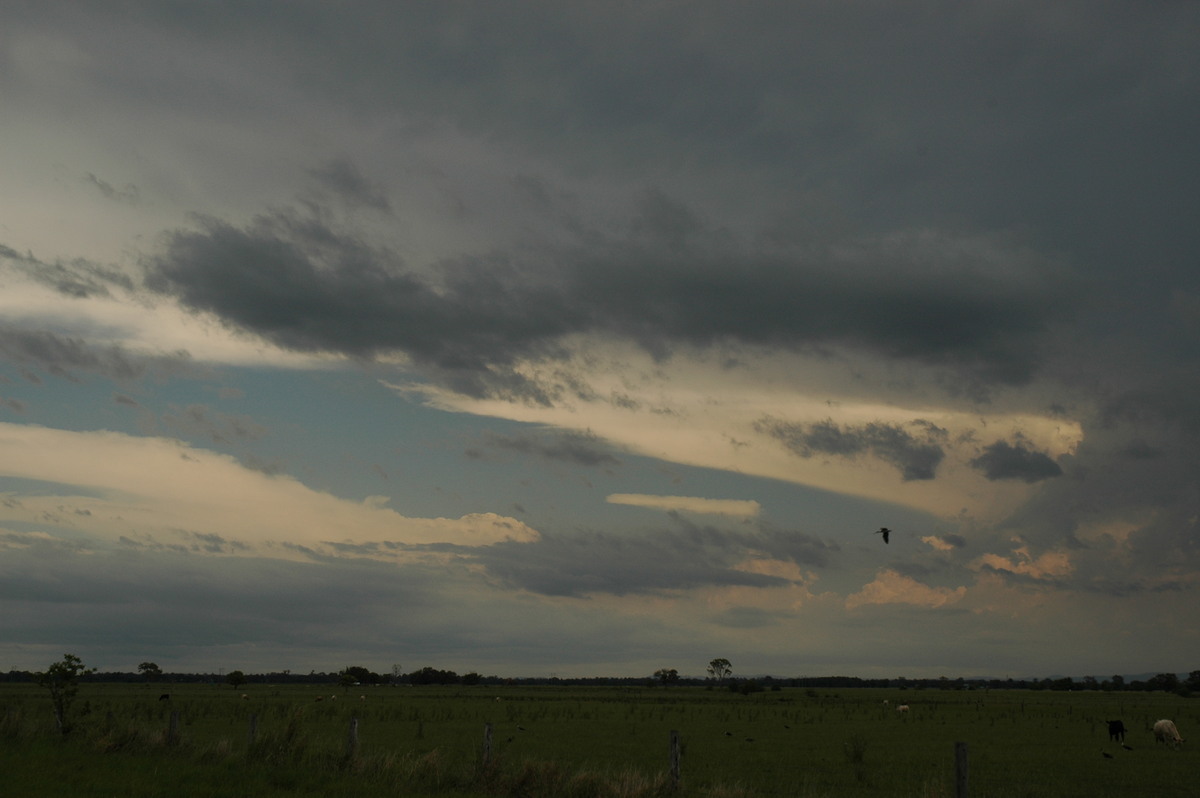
[315,696,324,702]
[896,705,910,713]
[1106,720,1126,742]
[241,694,249,700]
[1153,719,1184,749]
[158,693,170,701]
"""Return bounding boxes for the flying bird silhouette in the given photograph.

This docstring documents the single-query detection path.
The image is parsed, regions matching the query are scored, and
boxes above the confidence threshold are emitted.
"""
[876,527,890,544]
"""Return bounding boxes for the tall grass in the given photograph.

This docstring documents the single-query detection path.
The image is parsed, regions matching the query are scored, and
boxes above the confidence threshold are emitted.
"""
[0,683,1196,797]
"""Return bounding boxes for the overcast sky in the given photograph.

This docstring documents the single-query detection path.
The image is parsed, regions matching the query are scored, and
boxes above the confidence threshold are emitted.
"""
[2,1,1198,680]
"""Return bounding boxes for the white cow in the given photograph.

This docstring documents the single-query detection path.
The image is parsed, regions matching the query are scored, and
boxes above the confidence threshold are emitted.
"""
[896,704,910,713]
[1153,719,1184,749]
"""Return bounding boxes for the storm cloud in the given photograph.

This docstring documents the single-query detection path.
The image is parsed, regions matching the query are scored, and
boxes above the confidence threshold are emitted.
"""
[3,0,1199,678]
[970,440,1063,483]
[471,515,833,599]
[142,201,1068,403]
[756,417,949,481]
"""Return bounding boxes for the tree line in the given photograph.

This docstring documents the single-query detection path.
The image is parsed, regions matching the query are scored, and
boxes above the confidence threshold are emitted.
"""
[6,658,1199,697]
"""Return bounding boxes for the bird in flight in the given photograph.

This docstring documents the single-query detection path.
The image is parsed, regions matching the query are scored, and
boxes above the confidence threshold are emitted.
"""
[875,527,890,544]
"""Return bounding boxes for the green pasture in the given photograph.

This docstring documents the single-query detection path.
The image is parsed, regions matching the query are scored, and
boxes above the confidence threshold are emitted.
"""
[1,682,1196,797]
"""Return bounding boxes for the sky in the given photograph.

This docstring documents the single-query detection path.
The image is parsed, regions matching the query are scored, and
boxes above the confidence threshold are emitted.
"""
[2,1,1198,681]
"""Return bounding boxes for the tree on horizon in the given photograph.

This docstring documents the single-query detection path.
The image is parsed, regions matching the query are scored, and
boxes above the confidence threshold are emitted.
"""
[35,653,96,735]
[707,657,733,684]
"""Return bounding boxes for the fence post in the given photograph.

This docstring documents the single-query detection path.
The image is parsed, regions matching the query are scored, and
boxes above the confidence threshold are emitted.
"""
[483,722,493,766]
[168,711,180,746]
[669,729,681,790]
[346,716,359,760]
[248,712,258,745]
[955,741,968,798]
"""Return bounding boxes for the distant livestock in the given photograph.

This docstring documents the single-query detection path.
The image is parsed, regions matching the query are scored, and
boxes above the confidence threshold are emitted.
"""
[158,693,170,701]
[241,694,249,700]
[1106,720,1126,742]
[1153,719,1184,749]
[897,705,910,713]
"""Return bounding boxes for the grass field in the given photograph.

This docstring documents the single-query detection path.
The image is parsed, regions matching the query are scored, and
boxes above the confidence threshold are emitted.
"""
[1,682,1196,797]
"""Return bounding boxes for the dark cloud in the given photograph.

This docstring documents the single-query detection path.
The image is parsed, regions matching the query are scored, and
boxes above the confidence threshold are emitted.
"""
[0,541,441,664]
[142,202,1063,397]
[1,244,132,299]
[475,529,781,598]
[970,440,1063,483]
[0,327,198,383]
[471,515,834,598]
[142,210,577,379]
[756,416,948,481]
[477,428,620,468]
[115,1,1196,233]
[1117,441,1160,461]
[308,159,392,212]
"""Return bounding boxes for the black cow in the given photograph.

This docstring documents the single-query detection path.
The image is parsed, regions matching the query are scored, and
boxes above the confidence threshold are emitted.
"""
[158,693,171,701]
[1106,720,1126,743]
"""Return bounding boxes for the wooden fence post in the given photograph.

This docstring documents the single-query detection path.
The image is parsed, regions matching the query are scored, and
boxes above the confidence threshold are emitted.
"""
[248,712,258,744]
[669,729,681,790]
[346,716,359,760]
[955,741,968,798]
[168,711,180,746]
[483,722,493,766]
